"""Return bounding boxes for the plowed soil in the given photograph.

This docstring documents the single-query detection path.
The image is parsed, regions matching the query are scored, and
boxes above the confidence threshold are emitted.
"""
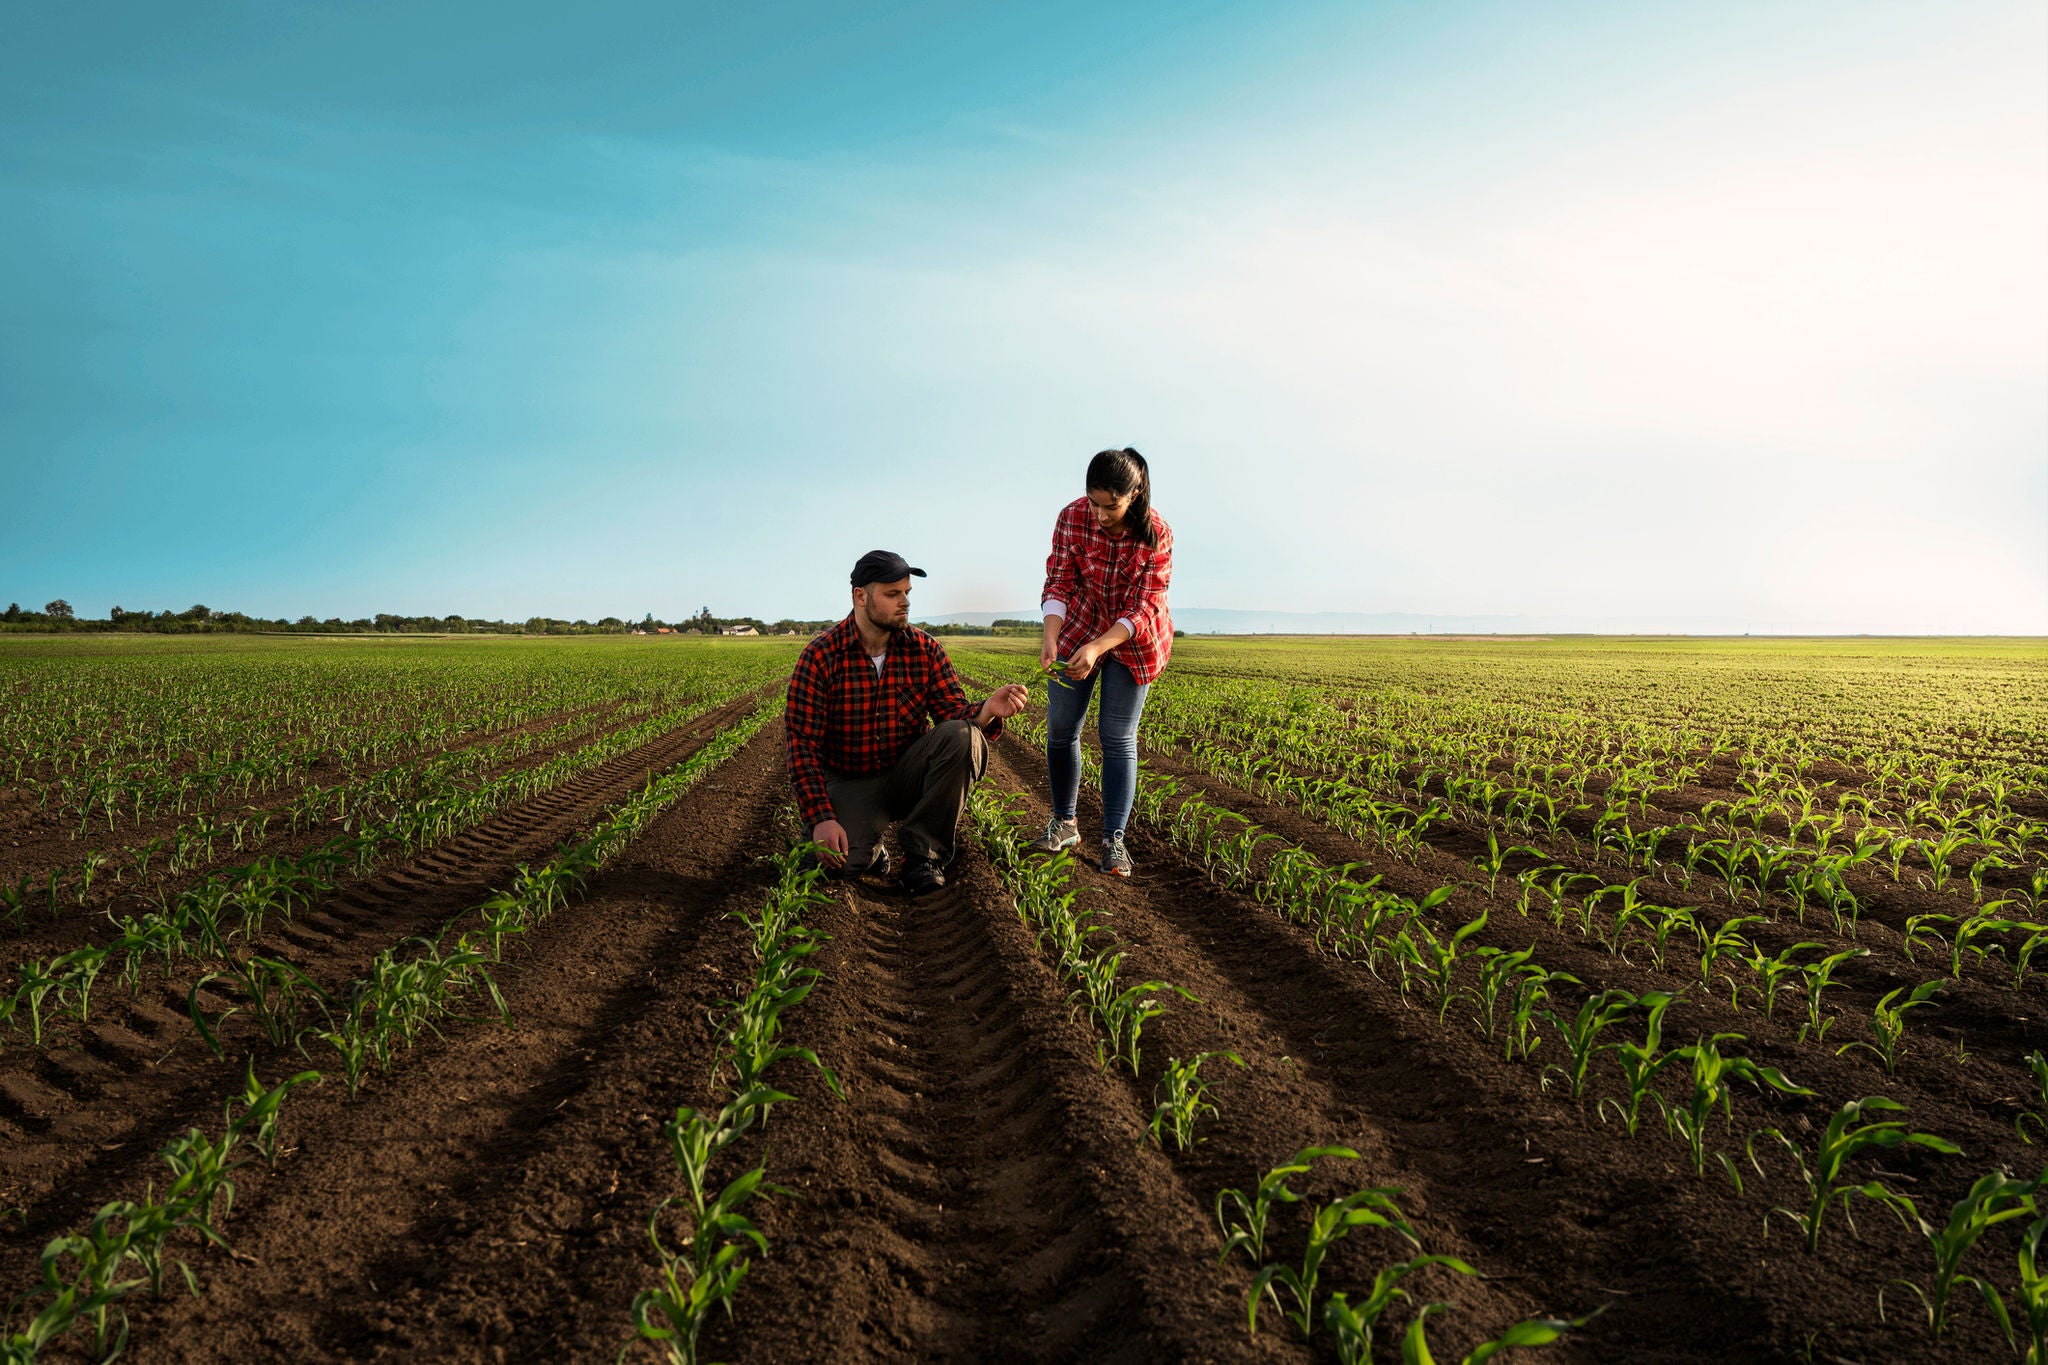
[1,710,2026,1363]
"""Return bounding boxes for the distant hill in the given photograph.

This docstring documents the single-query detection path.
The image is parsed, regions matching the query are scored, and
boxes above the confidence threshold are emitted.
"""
[927,609,1542,634]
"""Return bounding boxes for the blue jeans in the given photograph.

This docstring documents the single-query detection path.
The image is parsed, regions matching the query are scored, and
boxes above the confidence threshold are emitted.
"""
[1046,655,1151,839]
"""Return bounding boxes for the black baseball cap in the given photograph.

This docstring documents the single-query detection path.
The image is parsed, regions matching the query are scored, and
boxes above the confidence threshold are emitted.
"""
[850,550,927,588]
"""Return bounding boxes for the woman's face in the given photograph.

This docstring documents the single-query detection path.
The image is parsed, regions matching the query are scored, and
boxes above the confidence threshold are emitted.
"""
[1087,486,1135,533]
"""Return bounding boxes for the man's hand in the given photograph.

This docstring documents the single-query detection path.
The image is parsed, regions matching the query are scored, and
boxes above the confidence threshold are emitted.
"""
[812,819,849,864]
[1064,642,1101,681]
[978,683,1029,722]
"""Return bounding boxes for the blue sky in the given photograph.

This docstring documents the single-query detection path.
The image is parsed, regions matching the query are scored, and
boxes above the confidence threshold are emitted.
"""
[4,0,2043,632]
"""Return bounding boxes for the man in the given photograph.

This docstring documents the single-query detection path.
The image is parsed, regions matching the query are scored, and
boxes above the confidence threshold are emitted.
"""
[786,550,1030,895]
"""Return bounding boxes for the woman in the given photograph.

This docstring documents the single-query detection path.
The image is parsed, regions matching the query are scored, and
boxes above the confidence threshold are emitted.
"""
[1028,447,1174,876]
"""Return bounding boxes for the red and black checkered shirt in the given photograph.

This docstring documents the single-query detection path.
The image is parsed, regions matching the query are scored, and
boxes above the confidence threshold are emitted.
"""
[785,616,1001,829]
[1040,497,1174,684]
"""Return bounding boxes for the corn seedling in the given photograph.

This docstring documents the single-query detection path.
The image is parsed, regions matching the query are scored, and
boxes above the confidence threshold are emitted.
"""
[1977,1211,2048,1364]
[1472,831,1543,900]
[1658,1034,1811,1183]
[1748,1096,1959,1252]
[1147,1051,1243,1152]
[1398,1302,1600,1365]
[1742,941,1822,1020]
[2020,1052,2048,1144]
[1598,991,1681,1137]
[1837,980,1944,1077]
[1506,966,1578,1064]
[1398,910,1489,1024]
[1216,1145,1359,1268]
[1472,945,1536,1043]
[1322,1254,1478,1364]
[1249,1185,1418,1338]
[1796,947,1868,1044]
[1542,989,1640,1101]
[1101,980,1197,1077]
[1885,1168,2047,1339]
[1699,914,1761,1000]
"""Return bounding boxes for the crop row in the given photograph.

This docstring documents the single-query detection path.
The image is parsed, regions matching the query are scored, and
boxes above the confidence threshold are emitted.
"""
[1,1061,322,1363]
[1142,684,2045,911]
[1124,761,2048,1352]
[624,838,840,1365]
[4,699,644,930]
[0,690,759,1058]
[210,700,776,1093]
[1151,716,2048,1053]
[2,701,777,1363]
[983,715,1593,1357]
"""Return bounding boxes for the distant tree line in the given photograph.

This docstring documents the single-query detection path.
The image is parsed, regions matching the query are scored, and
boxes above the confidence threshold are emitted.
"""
[0,601,839,637]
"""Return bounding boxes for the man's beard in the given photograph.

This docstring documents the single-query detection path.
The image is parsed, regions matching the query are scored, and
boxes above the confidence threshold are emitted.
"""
[865,605,907,633]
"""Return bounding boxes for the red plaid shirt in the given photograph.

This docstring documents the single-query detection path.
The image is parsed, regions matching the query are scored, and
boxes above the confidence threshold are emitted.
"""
[785,616,1000,828]
[1041,498,1174,684]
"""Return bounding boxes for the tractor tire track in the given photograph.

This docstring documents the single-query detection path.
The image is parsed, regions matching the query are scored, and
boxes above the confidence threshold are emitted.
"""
[720,811,1279,1363]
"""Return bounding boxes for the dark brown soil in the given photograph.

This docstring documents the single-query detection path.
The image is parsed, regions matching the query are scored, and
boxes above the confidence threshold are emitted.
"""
[2,713,2029,1364]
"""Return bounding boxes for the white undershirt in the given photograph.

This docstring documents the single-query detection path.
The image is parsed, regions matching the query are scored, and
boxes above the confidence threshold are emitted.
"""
[870,652,886,676]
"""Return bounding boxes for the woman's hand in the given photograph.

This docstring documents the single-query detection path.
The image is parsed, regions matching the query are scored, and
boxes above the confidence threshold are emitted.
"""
[1039,617,1062,673]
[1064,642,1100,681]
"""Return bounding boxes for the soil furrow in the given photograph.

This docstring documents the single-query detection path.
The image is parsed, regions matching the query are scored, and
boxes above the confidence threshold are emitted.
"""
[115,725,793,1364]
[0,690,767,1247]
[719,806,1279,1364]
[985,733,2011,1363]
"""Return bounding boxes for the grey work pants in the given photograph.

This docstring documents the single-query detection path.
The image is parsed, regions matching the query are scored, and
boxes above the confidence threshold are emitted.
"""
[825,719,989,867]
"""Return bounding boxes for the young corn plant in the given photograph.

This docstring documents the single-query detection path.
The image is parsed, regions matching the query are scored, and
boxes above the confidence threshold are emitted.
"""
[1472,831,1543,900]
[1598,991,1681,1137]
[1837,980,1944,1077]
[1398,910,1489,1024]
[1742,941,1822,1020]
[1658,1034,1811,1184]
[228,955,325,1047]
[1977,1210,2048,1364]
[1147,1051,1243,1152]
[1472,945,1537,1044]
[1216,1145,1358,1269]
[1249,1185,1419,1338]
[1699,914,1762,1000]
[1796,947,1868,1044]
[1747,1096,1960,1252]
[1506,966,1578,1064]
[1542,989,1640,1101]
[1100,980,1197,1078]
[1885,1169,2046,1340]
[1397,1303,1599,1365]
[1635,905,1699,974]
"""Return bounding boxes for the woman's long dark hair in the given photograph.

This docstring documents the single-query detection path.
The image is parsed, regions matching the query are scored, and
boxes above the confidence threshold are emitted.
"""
[1086,447,1157,548]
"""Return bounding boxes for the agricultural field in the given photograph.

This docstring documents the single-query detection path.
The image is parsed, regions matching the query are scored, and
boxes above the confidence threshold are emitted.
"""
[1,632,2043,1364]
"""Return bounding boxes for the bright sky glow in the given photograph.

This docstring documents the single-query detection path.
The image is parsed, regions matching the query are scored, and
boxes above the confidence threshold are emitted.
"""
[3,0,2043,632]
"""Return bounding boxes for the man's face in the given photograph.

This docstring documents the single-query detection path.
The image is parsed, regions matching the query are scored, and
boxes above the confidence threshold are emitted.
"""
[854,578,912,632]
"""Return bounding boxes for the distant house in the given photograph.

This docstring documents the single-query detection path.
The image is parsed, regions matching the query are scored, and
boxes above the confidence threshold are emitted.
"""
[721,624,759,637]
[655,627,676,634]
